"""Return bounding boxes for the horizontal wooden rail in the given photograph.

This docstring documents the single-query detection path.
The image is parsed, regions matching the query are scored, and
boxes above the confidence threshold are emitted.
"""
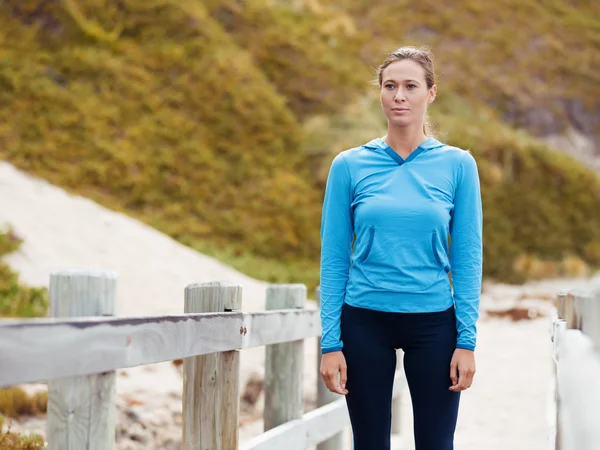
[0,308,320,387]
[240,371,407,450]
[241,398,349,450]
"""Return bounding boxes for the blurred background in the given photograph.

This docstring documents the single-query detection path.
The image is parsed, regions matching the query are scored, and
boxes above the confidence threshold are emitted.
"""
[1,0,599,449]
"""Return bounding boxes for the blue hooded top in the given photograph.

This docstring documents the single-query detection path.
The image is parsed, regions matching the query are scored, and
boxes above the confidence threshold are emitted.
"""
[319,136,483,353]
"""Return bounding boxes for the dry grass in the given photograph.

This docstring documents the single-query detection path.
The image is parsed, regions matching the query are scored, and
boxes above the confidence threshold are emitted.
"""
[514,253,592,280]
[0,415,45,450]
[0,388,47,420]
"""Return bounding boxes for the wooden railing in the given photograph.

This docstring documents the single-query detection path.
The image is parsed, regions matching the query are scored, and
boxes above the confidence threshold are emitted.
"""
[550,286,600,450]
[0,269,406,450]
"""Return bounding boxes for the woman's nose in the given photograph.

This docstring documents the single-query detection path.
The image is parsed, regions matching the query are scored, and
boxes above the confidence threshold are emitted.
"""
[394,89,406,102]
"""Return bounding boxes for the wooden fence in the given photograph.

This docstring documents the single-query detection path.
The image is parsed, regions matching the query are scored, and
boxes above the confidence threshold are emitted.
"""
[0,269,406,450]
[550,286,600,450]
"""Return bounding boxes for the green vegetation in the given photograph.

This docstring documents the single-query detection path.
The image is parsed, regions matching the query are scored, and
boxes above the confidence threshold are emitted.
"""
[432,96,600,282]
[0,228,48,446]
[340,0,600,129]
[1,0,599,289]
[0,229,48,318]
[0,228,48,447]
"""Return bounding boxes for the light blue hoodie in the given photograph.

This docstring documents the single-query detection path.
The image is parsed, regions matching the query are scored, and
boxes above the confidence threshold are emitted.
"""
[319,136,483,353]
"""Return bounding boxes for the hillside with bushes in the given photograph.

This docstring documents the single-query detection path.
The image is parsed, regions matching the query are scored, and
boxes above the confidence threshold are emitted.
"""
[1,0,600,288]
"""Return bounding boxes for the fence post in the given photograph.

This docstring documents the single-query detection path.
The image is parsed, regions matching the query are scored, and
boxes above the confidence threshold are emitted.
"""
[554,292,569,450]
[264,284,306,431]
[580,288,600,350]
[557,291,581,329]
[315,286,344,450]
[182,281,242,450]
[46,269,118,450]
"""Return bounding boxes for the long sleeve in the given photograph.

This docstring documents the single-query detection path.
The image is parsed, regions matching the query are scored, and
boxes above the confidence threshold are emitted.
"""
[449,151,483,351]
[319,153,354,353]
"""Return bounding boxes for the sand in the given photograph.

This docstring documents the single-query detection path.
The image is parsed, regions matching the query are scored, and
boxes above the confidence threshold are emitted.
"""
[1,161,597,449]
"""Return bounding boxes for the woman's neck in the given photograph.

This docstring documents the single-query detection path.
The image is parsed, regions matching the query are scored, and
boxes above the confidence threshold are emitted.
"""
[382,125,428,160]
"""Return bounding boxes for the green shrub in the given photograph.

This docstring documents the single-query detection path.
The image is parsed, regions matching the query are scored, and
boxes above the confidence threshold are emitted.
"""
[0,228,48,318]
[203,0,369,119]
[435,97,600,282]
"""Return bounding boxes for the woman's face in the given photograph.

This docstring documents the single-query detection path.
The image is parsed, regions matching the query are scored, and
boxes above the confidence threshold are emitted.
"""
[380,59,436,129]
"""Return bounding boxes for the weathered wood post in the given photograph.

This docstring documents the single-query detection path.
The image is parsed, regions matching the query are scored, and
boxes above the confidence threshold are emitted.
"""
[557,291,581,330]
[182,281,242,450]
[579,288,600,350]
[46,269,118,450]
[554,291,569,450]
[264,284,306,431]
[315,286,344,450]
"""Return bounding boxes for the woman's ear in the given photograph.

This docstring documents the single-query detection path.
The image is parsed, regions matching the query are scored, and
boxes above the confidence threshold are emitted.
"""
[428,85,437,104]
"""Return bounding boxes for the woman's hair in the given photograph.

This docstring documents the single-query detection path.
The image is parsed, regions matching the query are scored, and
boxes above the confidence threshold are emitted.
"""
[375,46,437,136]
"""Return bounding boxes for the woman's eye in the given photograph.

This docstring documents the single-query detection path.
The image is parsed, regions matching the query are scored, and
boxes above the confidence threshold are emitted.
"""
[385,84,395,89]
[407,84,417,89]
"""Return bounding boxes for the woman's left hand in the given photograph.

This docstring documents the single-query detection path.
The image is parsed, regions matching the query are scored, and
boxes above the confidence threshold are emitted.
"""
[449,348,476,392]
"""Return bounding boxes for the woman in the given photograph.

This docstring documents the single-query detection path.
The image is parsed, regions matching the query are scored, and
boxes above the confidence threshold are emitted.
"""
[319,46,483,450]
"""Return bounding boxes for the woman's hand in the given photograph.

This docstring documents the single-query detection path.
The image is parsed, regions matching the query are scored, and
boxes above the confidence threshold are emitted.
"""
[449,348,476,392]
[320,351,349,395]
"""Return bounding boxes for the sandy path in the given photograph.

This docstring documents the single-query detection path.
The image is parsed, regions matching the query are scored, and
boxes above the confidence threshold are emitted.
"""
[393,317,555,450]
[1,161,597,448]
[455,318,554,449]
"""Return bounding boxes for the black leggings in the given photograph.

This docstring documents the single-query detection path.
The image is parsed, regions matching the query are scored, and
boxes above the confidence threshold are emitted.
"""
[341,302,460,450]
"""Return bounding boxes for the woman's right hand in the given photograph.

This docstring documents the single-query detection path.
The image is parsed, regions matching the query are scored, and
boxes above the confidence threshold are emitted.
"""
[320,351,349,395]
